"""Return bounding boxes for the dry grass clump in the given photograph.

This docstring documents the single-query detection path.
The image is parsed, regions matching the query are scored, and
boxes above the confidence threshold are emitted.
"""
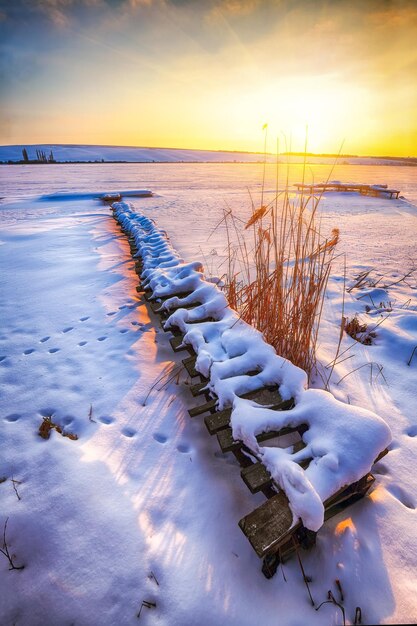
[38,416,78,440]
[219,165,339,376]
[344,316,376,345]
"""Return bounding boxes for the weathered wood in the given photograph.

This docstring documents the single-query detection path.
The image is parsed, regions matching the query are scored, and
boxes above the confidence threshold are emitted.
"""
[323,473,375,519]
[182,355,200,378]
[189,381,209,397]
[240,472,375,560]
[188,398,218,417]
[217,425,302,453]
[149,300,163,313]
[241,463,272,494]
[239,491,296,558]
[205,407,232,434]
[169,335,196,355]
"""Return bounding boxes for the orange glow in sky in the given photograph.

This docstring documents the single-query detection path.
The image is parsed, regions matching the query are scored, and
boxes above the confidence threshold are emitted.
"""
[1,1,416,156]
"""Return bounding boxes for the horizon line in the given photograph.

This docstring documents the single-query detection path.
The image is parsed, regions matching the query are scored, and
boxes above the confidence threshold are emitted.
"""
[1,142,416,160]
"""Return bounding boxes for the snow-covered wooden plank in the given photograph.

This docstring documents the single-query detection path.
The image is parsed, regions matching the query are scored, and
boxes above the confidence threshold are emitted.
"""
[112,203,391,538]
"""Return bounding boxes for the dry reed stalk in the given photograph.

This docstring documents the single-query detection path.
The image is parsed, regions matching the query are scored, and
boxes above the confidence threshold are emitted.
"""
[220,157,339,377]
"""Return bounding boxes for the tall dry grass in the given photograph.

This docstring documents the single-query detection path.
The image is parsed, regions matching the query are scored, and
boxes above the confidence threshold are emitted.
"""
[220,157,339,377]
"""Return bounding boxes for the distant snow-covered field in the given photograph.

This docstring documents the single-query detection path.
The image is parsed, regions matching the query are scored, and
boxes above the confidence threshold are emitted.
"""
[0,163,416,625]
[1,143,415,166]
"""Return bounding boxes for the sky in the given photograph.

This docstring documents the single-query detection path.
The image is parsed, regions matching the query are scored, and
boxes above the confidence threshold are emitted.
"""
[0,0,416,156]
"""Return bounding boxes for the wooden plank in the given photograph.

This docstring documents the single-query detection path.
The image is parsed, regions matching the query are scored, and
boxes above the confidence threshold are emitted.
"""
[239,473,375,560]
[241,463,272,494]
[238,491,296,558]
[217,425,301,453]
[205,408,232,434]
[169,336,195,354]
[149,300,163,313]
[188,398,217,417]
[189,381,209,397]
[182,355,200,378]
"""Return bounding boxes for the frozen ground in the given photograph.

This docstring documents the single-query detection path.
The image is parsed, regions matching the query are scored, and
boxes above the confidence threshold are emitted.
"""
[0,163,416,625]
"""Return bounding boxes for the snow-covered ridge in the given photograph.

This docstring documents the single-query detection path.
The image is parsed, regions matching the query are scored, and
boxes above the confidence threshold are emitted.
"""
[112,202,392,533]
[1,144,415,165]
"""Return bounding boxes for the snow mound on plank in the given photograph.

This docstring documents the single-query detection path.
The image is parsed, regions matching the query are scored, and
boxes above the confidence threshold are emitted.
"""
[113,202,392,532]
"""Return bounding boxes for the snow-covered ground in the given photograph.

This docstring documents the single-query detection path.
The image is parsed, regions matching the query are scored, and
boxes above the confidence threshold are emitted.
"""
[0,163,416,625]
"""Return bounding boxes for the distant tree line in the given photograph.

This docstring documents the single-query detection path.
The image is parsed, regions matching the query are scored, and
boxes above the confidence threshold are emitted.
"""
[21,148,55,163]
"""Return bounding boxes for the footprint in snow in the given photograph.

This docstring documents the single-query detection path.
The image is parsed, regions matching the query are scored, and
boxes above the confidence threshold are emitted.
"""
[40,336,50,343]
[119,329,129,334]
[97,336,107,341]
[23,349,35,355]
[177,443,190,454]
[0,356,6,363]
[78,341,88,347]
[48,348,60,354]
[406,425,417,438]
[121,427,137,438]
[62,327,74,333]
[79,316,89,322]
[4,414,21,422]
[153,433,168,444]
[387,484,415,510]
[106,311,116,316]
[98,416,114,425]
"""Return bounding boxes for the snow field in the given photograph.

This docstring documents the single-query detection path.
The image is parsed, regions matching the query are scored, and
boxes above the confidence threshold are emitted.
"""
[1,163,416,625]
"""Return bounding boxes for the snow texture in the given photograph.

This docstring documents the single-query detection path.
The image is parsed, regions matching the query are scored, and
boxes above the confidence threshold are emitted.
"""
[113,202,392,532]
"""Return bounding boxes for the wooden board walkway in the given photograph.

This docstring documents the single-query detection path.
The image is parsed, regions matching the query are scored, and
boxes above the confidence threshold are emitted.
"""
[114,211,388,578]
[295,182,400,199]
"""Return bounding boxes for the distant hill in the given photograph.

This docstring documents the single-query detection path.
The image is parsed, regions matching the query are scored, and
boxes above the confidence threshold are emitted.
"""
[0,144,415,165]
[0,144,267,164]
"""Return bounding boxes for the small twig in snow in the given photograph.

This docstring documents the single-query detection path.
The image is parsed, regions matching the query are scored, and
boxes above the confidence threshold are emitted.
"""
[315,590,346,626]
[337,362,387,386]
[88,404,96,423]
[354,606,362,624]
[335,579,344,603]
[137,600,156,619]
[0,518,25,571]
[407,346,417,367]
[148,571,159,586]
[11,477,21,501]
[292,538,315,606]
